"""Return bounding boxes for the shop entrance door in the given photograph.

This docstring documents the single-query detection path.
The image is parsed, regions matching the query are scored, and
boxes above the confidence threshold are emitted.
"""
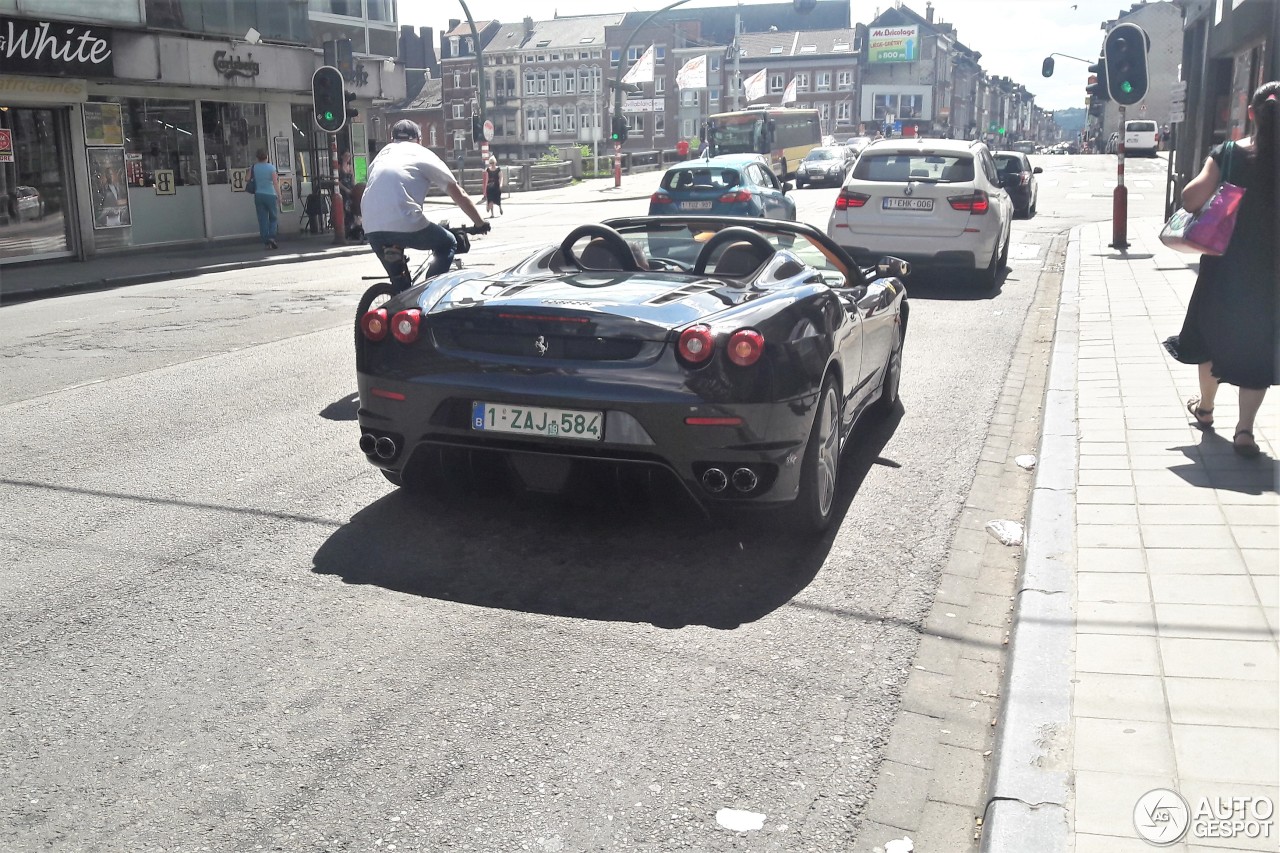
[0,107,74,263]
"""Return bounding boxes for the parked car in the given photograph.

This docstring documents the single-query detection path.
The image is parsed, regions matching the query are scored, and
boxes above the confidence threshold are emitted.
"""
[355,215,910,532]
[993,150,1042,218]
[794,146,852,188]
[12,186,44,222]
[844,136,874,155]
[826,137,1014,288]
[649,154,796,220]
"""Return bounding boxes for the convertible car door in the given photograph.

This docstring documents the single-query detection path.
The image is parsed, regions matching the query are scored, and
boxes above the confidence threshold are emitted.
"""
[826,290,863,430]
[854,282,899,404]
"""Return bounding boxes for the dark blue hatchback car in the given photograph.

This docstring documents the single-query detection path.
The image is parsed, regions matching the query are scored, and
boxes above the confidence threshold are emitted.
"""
[649,154,796,220]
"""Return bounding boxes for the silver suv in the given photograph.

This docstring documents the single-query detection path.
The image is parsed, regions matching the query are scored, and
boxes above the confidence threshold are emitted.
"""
[825,137,1014,288]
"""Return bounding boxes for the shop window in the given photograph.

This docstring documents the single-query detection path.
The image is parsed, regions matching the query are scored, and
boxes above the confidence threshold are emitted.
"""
[105,97,202,187]
[201,101,268,185]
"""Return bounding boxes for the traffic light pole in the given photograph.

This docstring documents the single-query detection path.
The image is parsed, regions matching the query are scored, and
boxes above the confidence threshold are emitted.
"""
[330,134,345,244]
[460,1,487,172]
[1111,104,1128,251]
[611,0,690,187]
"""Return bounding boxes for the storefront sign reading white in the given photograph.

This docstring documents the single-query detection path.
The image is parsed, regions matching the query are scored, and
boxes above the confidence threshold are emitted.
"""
[0,17,114,78]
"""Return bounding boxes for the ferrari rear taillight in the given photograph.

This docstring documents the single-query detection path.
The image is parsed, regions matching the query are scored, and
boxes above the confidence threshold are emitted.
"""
[391,309,421,344]
[650,191,673,205]
[726,329,764,366]
[678,325,715,365]
[361,308,389,341]
[835,190,870,209]
[948,190,990,214]
[718,189,752,203]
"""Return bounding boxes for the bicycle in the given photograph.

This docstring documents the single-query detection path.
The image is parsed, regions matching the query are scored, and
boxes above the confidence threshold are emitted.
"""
[355,221,489,351]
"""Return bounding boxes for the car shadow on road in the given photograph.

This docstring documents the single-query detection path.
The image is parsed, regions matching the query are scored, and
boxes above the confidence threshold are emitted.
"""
[898,269,1006,301]
[312,405,903,630]
[319,392,359,421]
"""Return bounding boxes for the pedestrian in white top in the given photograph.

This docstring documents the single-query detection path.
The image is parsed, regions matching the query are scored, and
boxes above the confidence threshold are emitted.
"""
[362,119,489,290]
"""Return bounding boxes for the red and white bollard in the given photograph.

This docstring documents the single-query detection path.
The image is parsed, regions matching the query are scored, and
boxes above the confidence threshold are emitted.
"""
[1111,105,1129,251]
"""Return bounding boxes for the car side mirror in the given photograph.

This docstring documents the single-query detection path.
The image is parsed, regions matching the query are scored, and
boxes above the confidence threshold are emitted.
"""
[781,182,793,194]
[876,256,911,279]
[1033,166,1043,174]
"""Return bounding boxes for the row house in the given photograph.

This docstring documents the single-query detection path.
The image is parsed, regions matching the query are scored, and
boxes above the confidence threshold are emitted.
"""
[489,14,622,159]
[604,17,707,152]
[734,29,864,138]
[439,19,501,157]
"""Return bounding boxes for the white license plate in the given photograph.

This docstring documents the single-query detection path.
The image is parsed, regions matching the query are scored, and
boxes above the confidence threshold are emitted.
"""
[680,201,713,210]
[883,197,934,211]
[472,402,604,441]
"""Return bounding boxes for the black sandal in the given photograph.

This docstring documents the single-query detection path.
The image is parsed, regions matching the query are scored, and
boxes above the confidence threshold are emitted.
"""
[1233,430,1261,458]
[1187,397,1214,430]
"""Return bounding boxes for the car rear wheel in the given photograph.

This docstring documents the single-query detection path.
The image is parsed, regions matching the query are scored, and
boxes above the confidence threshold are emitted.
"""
[974,241,1000,289]
[792,376,841,534]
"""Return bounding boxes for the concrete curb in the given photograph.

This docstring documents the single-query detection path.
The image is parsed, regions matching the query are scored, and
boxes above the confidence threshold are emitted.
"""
[979,226,1081,853]
[2,245,369,305]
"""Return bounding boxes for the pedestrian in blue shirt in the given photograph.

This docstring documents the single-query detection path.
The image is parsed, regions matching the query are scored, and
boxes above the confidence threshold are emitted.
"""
[250,149,281,249]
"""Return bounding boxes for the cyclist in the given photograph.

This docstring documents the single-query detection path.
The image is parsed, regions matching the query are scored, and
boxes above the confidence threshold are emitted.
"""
[362,119,490,290]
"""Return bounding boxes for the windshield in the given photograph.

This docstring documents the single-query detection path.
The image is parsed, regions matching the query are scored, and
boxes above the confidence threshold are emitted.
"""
[1127,121,1156,132]
[993,154,1025,173]
[804,148,837,161]
[608,219,852,286]
[660,167,742,191]
[852,153,974,183]
[710,117,766,155]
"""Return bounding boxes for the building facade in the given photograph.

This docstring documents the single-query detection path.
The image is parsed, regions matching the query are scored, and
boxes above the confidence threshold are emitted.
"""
[0,0,404,266]
[734,29,862,138]
[1175,0,1278,190]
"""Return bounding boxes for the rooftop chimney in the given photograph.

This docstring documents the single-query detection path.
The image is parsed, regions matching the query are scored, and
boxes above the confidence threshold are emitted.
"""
[524,16,535,37]
[926,2,935,24]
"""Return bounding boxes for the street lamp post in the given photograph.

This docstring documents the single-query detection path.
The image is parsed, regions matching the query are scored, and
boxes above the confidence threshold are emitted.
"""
[459,0,489,169]
[610,0,690,187]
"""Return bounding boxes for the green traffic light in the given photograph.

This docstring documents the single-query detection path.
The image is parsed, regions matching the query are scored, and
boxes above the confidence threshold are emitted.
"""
[324,111,334,120]
[1121,81,1133,94]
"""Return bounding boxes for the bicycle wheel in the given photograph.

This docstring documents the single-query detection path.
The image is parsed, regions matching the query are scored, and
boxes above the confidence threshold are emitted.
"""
[354,281,400,357]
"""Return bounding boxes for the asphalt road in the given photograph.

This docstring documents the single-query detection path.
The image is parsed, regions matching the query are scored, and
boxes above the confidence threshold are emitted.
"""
[0,154,1168,851]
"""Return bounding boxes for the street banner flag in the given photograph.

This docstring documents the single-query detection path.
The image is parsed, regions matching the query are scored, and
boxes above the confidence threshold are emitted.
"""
[675,54,707,90]
[743,68,767,101]
[782,76,798,104]
[622,44,656,85]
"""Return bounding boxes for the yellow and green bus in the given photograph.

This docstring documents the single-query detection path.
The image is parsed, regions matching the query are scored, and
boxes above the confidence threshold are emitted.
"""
[706,107,821,179]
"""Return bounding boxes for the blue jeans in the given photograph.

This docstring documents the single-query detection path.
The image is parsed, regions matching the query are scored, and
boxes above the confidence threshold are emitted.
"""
[254,193,278,243]
[366,223,456,291]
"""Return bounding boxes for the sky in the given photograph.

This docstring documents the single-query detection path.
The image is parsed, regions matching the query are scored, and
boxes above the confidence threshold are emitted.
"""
[400,0,1134,110]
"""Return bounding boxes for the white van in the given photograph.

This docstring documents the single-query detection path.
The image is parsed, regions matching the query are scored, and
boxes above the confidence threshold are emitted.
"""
[1124,120,1159,157]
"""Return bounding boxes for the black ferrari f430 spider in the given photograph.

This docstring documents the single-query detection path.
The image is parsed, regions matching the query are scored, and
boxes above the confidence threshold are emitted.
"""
[355,216,908,533]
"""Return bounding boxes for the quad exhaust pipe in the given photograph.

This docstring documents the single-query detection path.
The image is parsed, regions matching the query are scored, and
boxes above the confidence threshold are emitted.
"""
[700,466,760,494]
[359,432,398,460]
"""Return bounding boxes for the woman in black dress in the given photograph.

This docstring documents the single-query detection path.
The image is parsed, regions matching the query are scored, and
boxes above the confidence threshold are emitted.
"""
[1168,81,1278,457]
[482,156,503,217]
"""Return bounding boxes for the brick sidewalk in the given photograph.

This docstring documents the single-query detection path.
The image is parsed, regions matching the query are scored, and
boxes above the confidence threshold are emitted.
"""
[985,216,1278,852]
[1069,219,1278,852]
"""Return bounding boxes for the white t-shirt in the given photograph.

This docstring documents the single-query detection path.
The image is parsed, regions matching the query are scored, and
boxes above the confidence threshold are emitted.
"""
[360,142,456,234]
